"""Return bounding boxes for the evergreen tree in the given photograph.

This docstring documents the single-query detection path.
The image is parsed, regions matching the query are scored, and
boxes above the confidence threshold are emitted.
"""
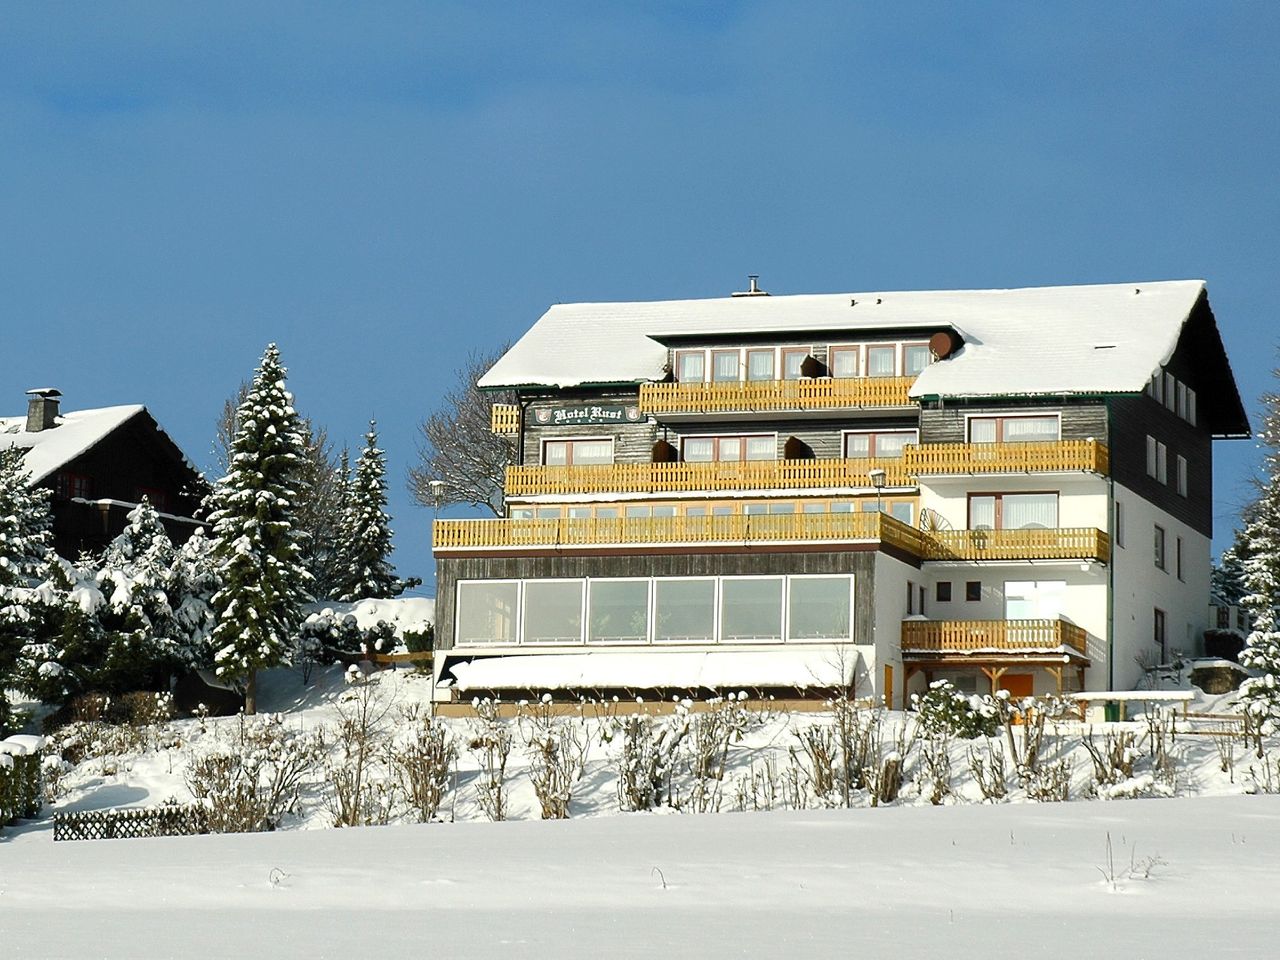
[207,344,312,713]
[1211,540,1249,607]
[0,449,54,732]
[337,421,400,601]
[1239,365,1280,724]
[170,527,218,668]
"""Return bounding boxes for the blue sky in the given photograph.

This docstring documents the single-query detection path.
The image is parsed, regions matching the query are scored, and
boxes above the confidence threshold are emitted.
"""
[2,2,1277,591]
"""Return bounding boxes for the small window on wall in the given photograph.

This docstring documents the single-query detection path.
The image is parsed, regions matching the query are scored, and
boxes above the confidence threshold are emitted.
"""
[1154,525,1167,571]
[936,581,952,602]
[1146,435,1158,477]
[968,415,1059,444]
[829,346,859,378]
[55,472,92,500]
[965,581,982,602]
[1156,442,1167,483]
[543,438,614,466]
[1176,455,1188,497]
[456,581,519,645]
[711,349,739,382]
[588,580,650,644]
[843,429,918,459]
[781,348,809,381]
[1114,500,1125,548]
[903,343,930,376]
[788,576,852,641]
[1154,607,1167,660]
[675,351,705,383]
[866,344,897,378]
[721,577,784,641]
[746,349,775,381]
[1176,536,1184,581]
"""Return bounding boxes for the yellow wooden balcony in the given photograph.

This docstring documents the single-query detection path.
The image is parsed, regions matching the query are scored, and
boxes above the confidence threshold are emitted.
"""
[921,527,1110,563]
[638,376,915,416]
[903,440,1109,476]
[490,404,520,435]
[434,510,928,553]
[505,458,914,498]
[901,619,1088,657]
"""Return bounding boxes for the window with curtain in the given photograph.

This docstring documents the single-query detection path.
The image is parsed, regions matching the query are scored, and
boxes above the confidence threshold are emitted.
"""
[829,346,859,378]
[543,438,614,465]
[866,345,897,377]
[682,435,775,462]
[968,415,1059,443]
[968,493,1058,529]
[903,344,930,375]
[712,350,740,382]
[676,351,705,382]
[782,349,808,380]
[746,349,775,381]
[843,430,917,458]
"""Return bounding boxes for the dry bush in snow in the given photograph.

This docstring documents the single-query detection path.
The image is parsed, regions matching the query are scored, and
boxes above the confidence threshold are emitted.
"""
[469,698,513,821]
[390,705,456,823]
[324,676,397,827]
[518,695,590,820]
[967,741,1008,801]
[606,707,687,813]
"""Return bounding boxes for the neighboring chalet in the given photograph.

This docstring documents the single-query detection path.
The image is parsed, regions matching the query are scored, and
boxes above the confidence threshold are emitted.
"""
[0,390,207,559]
[430,279,1249,705]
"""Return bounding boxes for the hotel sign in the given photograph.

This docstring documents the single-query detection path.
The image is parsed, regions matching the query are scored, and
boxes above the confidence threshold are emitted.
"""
[532,404,646,426]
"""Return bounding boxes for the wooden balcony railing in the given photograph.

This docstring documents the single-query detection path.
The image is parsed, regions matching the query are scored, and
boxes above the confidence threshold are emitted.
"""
[639,376,915,415]
[902,440,1109,476]
[505,458,914,498]
[434,511,928,553]
[490,404,520,435]
[921,527,1110,563]
[900,619,1088,656]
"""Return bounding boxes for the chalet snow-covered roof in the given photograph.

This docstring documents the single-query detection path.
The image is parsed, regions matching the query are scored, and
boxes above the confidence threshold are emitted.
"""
[0,405,146,483]
[479,279,1216,401]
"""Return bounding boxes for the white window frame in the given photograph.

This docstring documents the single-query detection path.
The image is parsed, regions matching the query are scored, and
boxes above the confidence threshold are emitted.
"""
[1146,435,1158,477]
[1176,455,1188,496]
[586,577,653,646]
[520,578,587,646]
[455,579,522,647]
[841,428,919,459]
[964,411,1062,444]
[680,432,778,462]
[783,574,856,643]
[652,576,719,645]
[719,574,786,644]
[541,436,615,466]
[1156,441,1168,484]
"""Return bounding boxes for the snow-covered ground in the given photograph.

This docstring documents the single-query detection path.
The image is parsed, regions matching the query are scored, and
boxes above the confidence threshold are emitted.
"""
[4,795,1279,958]
[7,665,1280,957]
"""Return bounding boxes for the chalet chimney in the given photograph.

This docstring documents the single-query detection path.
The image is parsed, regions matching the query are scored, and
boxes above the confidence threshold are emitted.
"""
[731,275,770,297]
[25,388,62,432]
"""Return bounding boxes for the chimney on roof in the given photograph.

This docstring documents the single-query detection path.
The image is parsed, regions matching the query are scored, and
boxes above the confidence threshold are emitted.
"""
[731,275,770,297]
[25,388,62,432]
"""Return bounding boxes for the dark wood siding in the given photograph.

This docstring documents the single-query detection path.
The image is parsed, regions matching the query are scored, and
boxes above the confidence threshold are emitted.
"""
[436,550,878,650]
[1108,393,1212,535]
[667,415,919,460]
[520,389,656,465]
[917,399,1108,445]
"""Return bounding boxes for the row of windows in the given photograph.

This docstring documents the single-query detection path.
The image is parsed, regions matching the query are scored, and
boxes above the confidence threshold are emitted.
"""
[52,473,170,512]
[1146,369,1197,426]
[509,498,919,525]
[455,575,856,647]
[1145,435,1188,496]
[673,342,933,384]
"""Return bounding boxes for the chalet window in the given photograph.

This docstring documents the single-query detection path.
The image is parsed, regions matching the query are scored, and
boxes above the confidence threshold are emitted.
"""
[568,507,592,519]
[903,343,931,376]
[675,350,705,382]
[843,429,918,459]
[535,507,562,519]
[682,434,774,462]
[521,580,584,644]
[54,472,92,500]
[744,502,795,515]
[1176,455,1188,496]
[455,581,519,645]
[588,579,650,644]
[788,576,853,641]
[1154,524,1167,571]
[1186,388,1197,426]
[721,576,784,641]
[1004,580,1066,620]
[965,581,982,602]
[654,578,716,643]
[866,345,897,378]
[746,349,775,381]
[1114,500,1125,548]
[890,501,914,525]
[1146,435,1157,476]
[781,348,809,381]
[542,438,614,466]
[711,349,740,382]
[684,505,709,517]
[624,504,676,518]
[1164,373,1176,412]
[1154,608,1167,660]
[1156,442,1167,483]
[936,581,952,602]
[829,345,860,378]
[968,493,1058,530]
[968,415,1059,444]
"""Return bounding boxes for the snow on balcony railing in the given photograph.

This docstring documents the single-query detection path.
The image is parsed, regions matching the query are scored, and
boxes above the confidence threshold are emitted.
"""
[638,376,915,415]
[900,619,1088,656]
[902,440,1109,476]
[921,527,1110,563]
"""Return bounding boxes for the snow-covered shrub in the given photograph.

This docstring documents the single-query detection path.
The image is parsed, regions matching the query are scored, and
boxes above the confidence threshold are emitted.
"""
[519,695,590,820]
[1025,758,1073,803]
[47,719,146,766]
[390,706,456,823]
[324,676,396,827]
[792,724,837,800]
[912,680,1000,740]
[1082,728,1140,790]
[680,694,758,814]
[468,698,513,822]
[967,741,1008,801]
[917,733,953,805]
[605,706,688,812]
[185,713,323,833]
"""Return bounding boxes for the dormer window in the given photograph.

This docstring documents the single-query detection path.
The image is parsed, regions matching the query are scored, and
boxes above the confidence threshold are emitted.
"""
[746,349,775,381]
[866,345,897,377]
[711,350,739,382]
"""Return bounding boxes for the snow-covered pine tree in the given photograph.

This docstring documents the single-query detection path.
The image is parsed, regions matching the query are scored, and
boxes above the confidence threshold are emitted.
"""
[336,421,400,601]
[1212,541,1249,607]
[1239,367,1280,724]
[207,344,312,713]
[170,527,218,669]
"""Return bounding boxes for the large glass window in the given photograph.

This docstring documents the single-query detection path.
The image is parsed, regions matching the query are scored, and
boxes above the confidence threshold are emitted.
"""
[588,580,650,644]
[543,438,614,466]
[522,580,584,644]
[843,429,917,458]
[968,493,1058,530]
[746,349,775,381]
[968,415,1059,444]
[788,576,852,641]
[675,351,705,382]
[654,579,716,643]
[456,581,519,645]
[721,577,784,642]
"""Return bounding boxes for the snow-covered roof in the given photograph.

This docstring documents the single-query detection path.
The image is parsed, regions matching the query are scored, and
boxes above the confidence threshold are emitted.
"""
[449,650,855,691]
[0,405,145,484]
[479,280,1210,399]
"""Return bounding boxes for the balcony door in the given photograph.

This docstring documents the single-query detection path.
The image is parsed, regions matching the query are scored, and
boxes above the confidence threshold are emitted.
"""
[1003,580,1066,621]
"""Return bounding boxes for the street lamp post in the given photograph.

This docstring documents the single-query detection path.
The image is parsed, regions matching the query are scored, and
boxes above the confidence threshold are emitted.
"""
[868,468,887,516]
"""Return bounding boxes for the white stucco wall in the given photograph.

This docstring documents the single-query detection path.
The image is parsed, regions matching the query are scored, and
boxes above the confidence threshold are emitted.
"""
[917,474,1110,530]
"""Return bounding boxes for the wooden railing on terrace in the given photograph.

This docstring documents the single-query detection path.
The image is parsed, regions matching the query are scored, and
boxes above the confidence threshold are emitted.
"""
[902,440,1109,476]
[900,619,1088,656]
[434,510,928,552]
[922,527,1110,563]
[490,404,521,435]
[505,458,914,498]
[639,376,915,415]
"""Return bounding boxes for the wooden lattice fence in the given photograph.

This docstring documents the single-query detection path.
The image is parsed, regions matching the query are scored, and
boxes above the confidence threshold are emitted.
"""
[53,804,209,841]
